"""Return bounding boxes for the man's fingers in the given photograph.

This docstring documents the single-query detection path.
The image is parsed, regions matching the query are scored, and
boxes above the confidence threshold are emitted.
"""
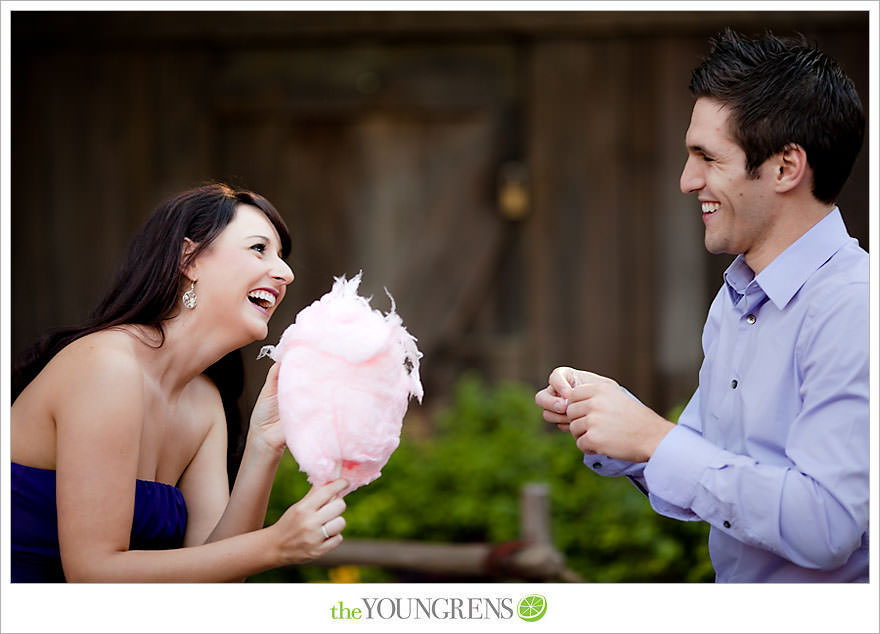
[548,367,577,399]
[542,409,569,425]
[536,387,568,414]
[569,380,613,402]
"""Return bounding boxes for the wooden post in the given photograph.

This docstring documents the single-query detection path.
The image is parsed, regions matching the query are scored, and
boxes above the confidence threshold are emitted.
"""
[520,482,551,545]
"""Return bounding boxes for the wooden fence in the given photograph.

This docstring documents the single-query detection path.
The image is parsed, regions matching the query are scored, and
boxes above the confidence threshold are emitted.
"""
[312,483,581,582]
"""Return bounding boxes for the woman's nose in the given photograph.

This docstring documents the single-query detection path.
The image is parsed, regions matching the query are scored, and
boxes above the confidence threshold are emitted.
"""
[273,259,294,285]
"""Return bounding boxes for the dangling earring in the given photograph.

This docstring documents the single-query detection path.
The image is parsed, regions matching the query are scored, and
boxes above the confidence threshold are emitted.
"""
[182,280,198,309]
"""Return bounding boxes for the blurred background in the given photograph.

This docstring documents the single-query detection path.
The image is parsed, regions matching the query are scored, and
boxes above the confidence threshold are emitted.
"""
[10,9,870,582]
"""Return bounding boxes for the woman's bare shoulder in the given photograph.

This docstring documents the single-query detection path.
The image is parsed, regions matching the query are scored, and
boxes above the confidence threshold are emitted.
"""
[58,328,141,362]
[44,330,146,396]
[12,330,148,465]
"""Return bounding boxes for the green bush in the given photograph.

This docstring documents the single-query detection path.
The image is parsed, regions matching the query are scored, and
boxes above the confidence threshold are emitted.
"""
[249,372,714,583]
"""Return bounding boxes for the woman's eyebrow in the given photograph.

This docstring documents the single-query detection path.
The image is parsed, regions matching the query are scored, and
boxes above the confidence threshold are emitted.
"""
[244,234,272,243]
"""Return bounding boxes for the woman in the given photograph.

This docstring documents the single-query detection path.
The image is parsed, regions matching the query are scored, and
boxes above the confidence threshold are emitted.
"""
[11,183,347,582]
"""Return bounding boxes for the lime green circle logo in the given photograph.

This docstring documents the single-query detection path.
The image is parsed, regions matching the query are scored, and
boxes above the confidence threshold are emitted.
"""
[517,594,547,622]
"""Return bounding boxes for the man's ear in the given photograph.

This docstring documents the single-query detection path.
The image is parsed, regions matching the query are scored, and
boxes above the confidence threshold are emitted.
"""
[180,237,198,281]
[774,143,810,194]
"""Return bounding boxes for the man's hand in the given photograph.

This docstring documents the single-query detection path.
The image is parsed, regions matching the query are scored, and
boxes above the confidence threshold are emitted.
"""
[536,366,674,462]
[535,366,614,432]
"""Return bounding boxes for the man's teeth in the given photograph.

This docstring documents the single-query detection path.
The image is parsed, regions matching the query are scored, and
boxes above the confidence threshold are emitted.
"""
[701,202,721,214]
[248,290,276,308]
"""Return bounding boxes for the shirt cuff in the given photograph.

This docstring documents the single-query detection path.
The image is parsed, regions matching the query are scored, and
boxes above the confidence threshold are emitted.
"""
[644,423,727,509]
[583,453,645,478]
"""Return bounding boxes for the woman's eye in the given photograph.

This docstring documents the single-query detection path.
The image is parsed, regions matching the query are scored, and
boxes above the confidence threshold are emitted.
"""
[251,243,267,253]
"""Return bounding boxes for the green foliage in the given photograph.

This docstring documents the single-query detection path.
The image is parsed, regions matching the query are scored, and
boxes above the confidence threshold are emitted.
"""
[249,372,714,583]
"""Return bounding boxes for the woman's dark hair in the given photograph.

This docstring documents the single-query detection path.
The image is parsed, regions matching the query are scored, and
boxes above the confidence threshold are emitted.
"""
[12,182,292,485]
[689,28,865,204]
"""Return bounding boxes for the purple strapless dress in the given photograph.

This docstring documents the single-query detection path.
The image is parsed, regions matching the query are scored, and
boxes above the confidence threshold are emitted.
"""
[11,462,188,582]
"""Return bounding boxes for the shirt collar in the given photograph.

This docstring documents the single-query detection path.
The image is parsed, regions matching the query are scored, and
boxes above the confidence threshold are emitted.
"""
[723,208,853,311]
[723,255,757,307]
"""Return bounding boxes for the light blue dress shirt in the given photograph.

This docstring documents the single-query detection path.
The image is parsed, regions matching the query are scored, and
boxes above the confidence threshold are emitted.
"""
[586,208,869,582]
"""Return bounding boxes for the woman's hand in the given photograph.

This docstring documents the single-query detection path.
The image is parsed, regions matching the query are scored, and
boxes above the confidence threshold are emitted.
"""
[248,363,287,455]
[270,479,348,566]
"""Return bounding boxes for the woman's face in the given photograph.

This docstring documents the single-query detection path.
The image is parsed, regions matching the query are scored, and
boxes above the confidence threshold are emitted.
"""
[191,203,294,344]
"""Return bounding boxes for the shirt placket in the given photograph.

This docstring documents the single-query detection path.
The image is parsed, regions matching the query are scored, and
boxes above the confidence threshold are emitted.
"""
[731,283,765,385]
[720,284,766,456]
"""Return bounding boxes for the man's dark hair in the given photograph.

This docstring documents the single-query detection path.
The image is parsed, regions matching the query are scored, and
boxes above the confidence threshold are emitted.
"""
[689,28,864,204]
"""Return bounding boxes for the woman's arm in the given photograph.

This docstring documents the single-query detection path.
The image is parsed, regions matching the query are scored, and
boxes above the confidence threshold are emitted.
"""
[65,481,346,582]
[184,363,289,544]
[54,344,346,582]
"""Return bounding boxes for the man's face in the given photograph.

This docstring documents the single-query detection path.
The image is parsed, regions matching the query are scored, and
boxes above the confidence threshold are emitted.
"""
[680,97,780,272]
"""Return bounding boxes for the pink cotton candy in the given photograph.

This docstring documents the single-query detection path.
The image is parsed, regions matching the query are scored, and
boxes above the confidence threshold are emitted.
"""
[259,273,423,495]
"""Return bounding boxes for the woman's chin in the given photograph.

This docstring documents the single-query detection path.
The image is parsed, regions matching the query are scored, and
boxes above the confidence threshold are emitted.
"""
[229,321,269,351]
[248,322,270,344]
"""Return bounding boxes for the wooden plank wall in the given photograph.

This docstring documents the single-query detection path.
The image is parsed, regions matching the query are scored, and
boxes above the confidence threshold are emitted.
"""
[10,11,869,418]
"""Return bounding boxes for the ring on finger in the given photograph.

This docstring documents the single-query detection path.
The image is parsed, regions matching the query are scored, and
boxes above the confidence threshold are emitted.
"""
[321,524,330,540]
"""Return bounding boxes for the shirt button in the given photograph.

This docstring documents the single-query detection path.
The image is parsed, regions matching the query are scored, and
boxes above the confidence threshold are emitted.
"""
[746,314,756,324]
[723,520,731,528]
[730,379,738,389]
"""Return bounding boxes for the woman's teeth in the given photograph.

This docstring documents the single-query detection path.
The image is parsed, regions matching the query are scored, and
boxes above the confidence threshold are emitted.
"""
[248,290,276,309]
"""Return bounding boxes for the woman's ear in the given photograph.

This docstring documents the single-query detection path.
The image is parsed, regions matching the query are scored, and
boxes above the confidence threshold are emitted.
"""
[774,143,810,194]
[180,237,198,281]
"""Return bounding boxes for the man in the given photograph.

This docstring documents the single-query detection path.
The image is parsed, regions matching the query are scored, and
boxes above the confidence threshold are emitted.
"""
[535,29,868,582]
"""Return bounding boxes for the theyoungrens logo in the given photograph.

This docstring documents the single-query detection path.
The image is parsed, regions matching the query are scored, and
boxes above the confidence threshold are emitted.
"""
[516,595,547,622]
[330,595,547,622]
